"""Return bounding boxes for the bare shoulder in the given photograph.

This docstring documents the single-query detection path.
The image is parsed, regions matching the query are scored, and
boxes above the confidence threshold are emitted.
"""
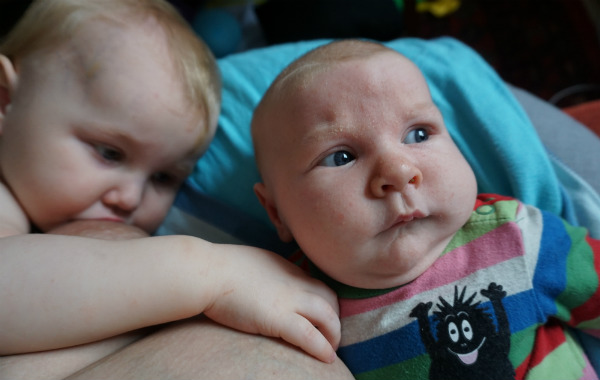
[68,317,354,380]
[0,180,29,237]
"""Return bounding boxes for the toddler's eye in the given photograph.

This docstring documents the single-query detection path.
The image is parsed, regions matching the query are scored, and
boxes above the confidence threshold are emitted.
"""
[152,172,178,187]
[96,145,123,162]
[403,128,429,144]
[320,150,355,167]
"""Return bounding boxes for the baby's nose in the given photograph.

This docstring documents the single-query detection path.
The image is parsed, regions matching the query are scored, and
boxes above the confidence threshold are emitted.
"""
[370,157,422,198]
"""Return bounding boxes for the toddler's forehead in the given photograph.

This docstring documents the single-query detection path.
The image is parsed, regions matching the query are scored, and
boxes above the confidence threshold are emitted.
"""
[63,18,173,81]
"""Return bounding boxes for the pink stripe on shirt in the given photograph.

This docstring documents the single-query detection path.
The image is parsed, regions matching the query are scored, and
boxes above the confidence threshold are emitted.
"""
[340,221,525,318]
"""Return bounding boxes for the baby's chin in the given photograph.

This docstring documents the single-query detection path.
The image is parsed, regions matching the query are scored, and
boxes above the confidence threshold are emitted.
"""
[332,247,444,290]
[47,220,149,240]
[342,268,425,290]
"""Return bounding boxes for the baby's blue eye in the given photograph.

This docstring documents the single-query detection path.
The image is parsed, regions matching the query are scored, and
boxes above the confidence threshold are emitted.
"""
[320,150,355,167]
[404,128,429,144]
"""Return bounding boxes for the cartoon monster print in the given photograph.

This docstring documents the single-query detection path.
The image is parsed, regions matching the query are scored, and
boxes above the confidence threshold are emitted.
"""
[409,283,515,380]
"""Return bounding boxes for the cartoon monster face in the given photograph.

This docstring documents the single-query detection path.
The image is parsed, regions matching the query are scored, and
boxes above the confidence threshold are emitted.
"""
[434,288,495,366]
[438,311,487,365]
[410,284,515,379]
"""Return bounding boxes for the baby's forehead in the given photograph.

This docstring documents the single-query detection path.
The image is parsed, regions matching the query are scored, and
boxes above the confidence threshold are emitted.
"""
[255,47,425,137]
[279,51,416,97]
[270,56,433,130]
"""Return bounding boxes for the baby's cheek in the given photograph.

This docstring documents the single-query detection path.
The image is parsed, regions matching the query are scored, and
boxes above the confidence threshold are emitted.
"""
[331,209,348,226]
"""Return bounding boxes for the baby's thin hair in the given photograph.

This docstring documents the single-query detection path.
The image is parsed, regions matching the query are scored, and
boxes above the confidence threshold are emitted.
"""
[273,39,390,96]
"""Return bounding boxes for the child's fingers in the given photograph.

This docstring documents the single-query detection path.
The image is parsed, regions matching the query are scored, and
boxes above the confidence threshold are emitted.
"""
[279,313,338,363]
[299,296,341,350]
[304,278,340,316]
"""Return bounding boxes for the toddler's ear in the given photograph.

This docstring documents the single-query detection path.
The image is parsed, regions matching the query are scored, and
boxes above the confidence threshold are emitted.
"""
[253,182,294,243]
[0,55,18,130]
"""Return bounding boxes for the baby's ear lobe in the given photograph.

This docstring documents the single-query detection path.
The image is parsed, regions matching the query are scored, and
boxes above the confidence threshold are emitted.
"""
[0,55,18,124]
[253,182,294,243]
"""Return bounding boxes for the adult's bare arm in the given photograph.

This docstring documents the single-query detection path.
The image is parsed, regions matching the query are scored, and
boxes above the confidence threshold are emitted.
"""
[67,317,354,380]
[47,220,149,240]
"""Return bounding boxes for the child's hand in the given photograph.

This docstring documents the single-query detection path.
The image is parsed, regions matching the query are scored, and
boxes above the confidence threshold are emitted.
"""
[203,245,341,363]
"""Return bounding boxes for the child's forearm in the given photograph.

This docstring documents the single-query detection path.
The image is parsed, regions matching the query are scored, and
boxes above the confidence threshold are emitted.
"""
[0,232,341,363]
[0,233,215,355]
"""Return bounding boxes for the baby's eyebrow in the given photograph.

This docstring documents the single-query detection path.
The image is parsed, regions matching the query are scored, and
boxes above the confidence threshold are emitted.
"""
[403,102,442,122]
[301,121,351,145]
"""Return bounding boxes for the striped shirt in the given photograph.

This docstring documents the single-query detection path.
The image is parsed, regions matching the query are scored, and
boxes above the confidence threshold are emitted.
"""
[300,194,600,379]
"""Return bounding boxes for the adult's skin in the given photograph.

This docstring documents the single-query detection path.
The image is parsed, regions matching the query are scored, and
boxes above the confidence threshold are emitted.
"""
[0,220,353,380]
[68,317,353,380]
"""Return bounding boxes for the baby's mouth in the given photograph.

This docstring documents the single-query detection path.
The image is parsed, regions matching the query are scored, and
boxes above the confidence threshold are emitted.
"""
[389,210,426,228]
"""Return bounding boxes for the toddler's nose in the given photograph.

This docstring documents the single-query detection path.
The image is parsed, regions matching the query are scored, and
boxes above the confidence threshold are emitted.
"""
[102,178,145,213]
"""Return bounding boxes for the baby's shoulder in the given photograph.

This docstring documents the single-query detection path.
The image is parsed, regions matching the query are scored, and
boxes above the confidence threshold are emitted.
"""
[0,180,30,236]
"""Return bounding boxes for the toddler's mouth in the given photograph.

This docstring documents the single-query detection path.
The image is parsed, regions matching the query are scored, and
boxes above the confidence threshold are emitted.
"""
[76,217,126,224]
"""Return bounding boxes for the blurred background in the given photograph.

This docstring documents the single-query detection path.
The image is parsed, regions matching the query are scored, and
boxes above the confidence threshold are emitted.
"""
[1,0,599,107]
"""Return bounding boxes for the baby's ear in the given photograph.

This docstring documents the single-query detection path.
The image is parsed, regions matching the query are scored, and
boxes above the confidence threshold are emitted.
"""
[0,55,18,131]
[253,182,294,243]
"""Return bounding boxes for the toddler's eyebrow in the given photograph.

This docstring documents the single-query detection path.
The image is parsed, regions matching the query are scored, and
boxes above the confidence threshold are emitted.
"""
[87,127,160,154]
[92,127,138,146]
